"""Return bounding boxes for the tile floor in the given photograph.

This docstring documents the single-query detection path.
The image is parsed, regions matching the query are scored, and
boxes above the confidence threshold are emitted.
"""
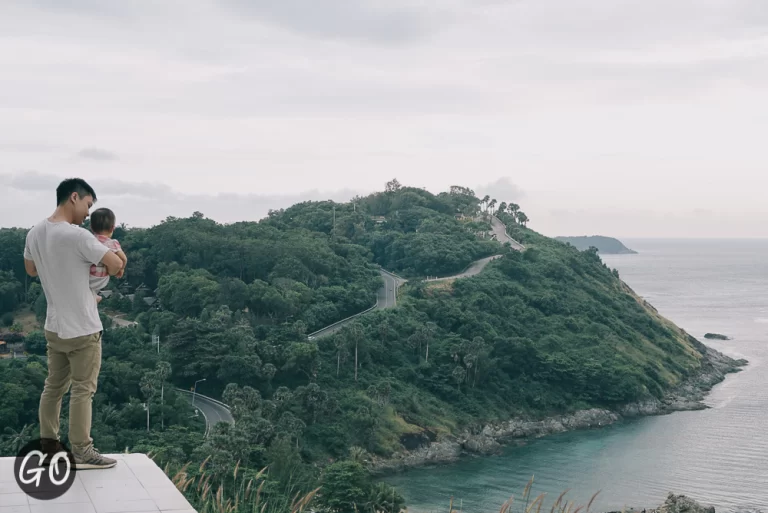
[0,453,197,513]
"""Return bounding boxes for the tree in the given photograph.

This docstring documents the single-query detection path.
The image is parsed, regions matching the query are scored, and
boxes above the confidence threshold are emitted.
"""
[139,371,159,432]
[319,461,369,513]
[1,312,13,328]
[517,211,529,226]
[334,334,348,378]
[385,179,402,193]
[421,322,437,363]
[155,362,172,430]
[451,366,466,391]
[24,331,47,356]
[488,199,497,216]
[481,195,490,214]
[0,271,22,316]
[366,482,406,513]
[283,342,320,381]
[344,322,365,382]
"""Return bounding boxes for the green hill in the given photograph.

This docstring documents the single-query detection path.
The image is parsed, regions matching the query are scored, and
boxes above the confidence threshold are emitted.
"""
[0,180,739,512]
[555,235,637,254]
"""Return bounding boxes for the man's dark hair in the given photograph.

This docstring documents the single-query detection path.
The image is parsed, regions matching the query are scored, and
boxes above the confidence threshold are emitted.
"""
[56,178,97,206]
[90,208,116,234]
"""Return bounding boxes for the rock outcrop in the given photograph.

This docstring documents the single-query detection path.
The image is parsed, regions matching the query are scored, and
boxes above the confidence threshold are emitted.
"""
[369,343,747,475]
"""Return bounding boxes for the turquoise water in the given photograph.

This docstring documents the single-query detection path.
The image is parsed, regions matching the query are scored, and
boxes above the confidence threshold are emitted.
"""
[383,239,768,513]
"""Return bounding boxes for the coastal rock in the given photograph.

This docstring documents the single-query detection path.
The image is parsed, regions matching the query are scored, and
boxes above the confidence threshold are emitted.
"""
[399,430,435,451]
[369,343,747,476]
[461,435,501,455]
[369,438,462,474]
[647,493,714,513]
[604,493,717,513]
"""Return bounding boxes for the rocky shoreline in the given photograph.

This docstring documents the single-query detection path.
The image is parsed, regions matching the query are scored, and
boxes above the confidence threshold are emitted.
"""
[607,492,762,513]
[369,340,747,476]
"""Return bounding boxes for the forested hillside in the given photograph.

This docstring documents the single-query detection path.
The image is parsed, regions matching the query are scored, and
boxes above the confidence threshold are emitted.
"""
[0,180,709,513]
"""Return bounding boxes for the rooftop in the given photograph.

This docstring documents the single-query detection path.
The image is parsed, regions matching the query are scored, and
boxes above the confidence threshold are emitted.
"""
[0,453,197,513]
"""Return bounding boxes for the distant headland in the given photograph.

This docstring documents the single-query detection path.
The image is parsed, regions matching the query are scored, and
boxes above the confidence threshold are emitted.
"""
[555,235,637,254]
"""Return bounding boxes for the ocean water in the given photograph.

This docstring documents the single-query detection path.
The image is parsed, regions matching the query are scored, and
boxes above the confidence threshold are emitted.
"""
[383,239,768,513]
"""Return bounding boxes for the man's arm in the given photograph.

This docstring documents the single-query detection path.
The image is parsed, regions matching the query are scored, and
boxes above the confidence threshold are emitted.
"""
[115,250,127,278]
[100,251,124,276]
[24,259,38,277]
[23,233,37,276]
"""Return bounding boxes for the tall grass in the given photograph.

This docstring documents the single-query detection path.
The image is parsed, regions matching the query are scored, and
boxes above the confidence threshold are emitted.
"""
[155,455,610,513]
[151,452,319,513]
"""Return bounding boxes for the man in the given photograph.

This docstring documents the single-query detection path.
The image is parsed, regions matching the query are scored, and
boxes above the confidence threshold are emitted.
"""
[24,178,125,469]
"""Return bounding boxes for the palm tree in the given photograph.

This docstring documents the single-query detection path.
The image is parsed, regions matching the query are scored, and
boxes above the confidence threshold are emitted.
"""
[489,199,497,216]
[346,322,365,382]
[140,371,159,432]
[2,424,34,454]
[517,211,529,226]
[155,361,172,430]
[421,322,437,363]
[481,195,490,215]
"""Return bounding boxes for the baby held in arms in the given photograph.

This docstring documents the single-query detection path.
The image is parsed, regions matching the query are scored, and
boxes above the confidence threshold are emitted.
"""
[88,208,127,303]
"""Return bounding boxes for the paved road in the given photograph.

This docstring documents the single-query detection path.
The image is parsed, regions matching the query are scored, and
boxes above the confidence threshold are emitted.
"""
[109,314,138,328]
[308,269,406,339]
[490,215,525,251]
[177,389,234,437]
[424,254,503,282]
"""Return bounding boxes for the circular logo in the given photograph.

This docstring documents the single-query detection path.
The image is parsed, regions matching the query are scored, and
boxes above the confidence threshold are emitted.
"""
[14,439,77,500]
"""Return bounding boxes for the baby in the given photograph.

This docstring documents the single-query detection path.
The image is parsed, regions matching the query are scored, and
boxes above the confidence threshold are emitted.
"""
[89,207,127,303]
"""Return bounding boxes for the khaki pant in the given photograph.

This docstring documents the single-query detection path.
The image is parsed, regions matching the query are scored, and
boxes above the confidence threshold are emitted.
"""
[39,330,102,454]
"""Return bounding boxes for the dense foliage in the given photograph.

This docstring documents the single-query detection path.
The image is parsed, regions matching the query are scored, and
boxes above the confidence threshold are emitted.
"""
[0,180,706,512]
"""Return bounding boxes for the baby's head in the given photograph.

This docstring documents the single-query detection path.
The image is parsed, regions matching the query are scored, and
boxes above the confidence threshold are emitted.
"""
[90,207,116,237]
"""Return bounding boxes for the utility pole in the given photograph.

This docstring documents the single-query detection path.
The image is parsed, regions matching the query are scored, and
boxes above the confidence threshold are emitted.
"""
[193,378,206,405]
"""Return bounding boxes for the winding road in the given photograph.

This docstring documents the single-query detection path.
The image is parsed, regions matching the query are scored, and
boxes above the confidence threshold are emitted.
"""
[183,216,524,435]
[177,389,234,436]
[490,215,525,251]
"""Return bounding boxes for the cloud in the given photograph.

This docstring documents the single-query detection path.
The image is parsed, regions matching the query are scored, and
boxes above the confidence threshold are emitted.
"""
[1,171,367,228]
[475,177,526,202]
[220,0,445,44]
[2,0,768,237]
[0,170,58,192]
[78,148,118,161]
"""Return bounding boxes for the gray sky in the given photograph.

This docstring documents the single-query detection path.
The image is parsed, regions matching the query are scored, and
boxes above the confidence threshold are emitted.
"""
[2,0,767,238]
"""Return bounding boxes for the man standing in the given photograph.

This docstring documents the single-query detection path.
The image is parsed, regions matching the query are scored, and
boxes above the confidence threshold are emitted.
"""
[24,178,124,469]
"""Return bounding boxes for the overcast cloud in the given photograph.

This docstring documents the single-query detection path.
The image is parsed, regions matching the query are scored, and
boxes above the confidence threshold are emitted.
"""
[2,0,767,237]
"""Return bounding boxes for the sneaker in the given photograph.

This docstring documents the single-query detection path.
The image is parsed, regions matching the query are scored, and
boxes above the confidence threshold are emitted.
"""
[73,446,117,470]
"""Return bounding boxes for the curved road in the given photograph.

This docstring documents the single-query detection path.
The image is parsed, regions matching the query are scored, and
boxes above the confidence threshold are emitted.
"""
[490,215,525,251]
[424,254,502,282]
[177,389,234,437]
[181,216,523,434]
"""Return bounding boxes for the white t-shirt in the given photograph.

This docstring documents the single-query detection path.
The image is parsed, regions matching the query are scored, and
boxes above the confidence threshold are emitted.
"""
[24,219,110,339]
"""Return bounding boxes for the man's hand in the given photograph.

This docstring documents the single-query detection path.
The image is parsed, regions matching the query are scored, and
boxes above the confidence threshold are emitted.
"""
[100,251,124,276]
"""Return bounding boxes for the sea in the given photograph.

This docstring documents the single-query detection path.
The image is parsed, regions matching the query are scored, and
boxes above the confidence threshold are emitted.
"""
[382,238,768,513]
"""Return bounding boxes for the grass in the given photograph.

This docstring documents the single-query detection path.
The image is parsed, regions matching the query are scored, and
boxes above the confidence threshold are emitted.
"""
[156,454,319,513]
[157,457,616,513]
[9,306,40,334]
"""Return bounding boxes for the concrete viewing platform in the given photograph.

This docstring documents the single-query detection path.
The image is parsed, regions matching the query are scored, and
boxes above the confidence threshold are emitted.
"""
[0,453,197,513]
